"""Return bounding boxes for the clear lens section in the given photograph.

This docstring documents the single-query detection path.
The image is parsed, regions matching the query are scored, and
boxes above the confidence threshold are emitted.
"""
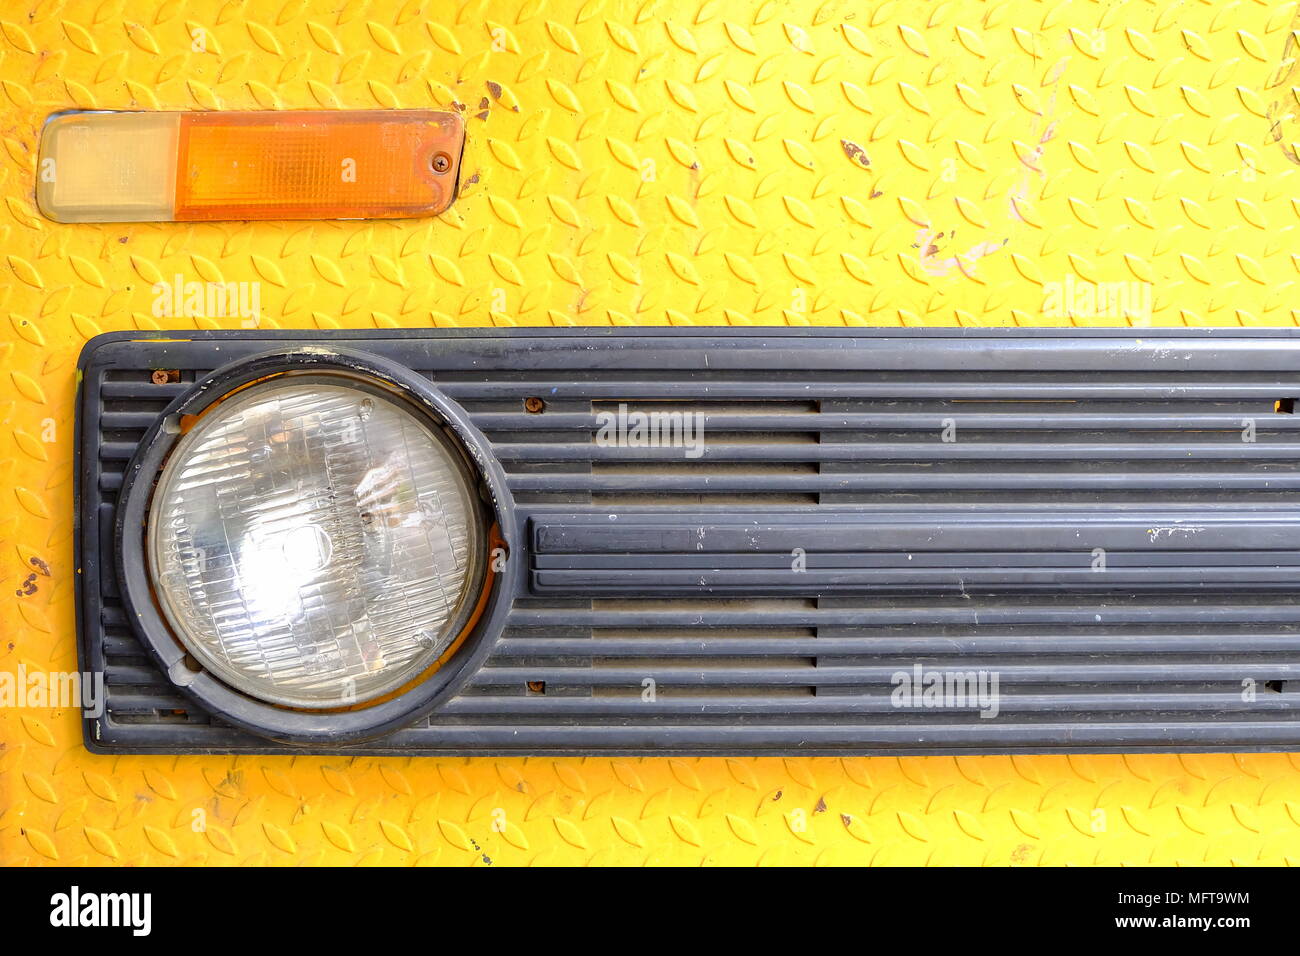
[37,112,180,222]
[148,380,481,708]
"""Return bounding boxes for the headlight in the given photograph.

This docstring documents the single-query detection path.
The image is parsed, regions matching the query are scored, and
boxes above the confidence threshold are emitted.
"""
[148,377,483,708]
[114,347,514,744]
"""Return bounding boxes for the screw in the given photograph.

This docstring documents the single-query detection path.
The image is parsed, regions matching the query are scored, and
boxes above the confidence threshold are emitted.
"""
[524,396,545,413]
[431,152,451,174]
[151,370,171,385]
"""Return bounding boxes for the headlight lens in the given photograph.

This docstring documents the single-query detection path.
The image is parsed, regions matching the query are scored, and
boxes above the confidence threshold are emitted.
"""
[147,376,484,708]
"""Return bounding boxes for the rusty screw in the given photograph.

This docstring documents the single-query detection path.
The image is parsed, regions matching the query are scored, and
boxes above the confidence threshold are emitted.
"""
[526,680,546,694]
[431,152,451,174]
[524,396,545,413]
[151,369,171,385]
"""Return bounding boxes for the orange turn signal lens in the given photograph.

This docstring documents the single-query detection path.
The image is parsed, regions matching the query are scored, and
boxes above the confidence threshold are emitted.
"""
[37,109,464,224]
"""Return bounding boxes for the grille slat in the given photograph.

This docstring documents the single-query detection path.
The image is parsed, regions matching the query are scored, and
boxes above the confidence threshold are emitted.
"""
[467,664,1300,686]
[494,441,1300,462]
[509,604,1300,626]
[507,472,1300,493]
[474,412,1300,432]
[436,695,1296,720]
[102,720,1300,752]
[493,634,1300,656]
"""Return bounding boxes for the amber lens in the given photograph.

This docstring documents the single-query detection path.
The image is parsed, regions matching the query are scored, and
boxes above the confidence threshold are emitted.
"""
[174,110,459,221]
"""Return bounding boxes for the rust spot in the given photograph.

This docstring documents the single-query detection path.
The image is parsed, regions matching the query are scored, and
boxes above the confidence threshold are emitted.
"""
[30,556,51,576]
[840,813,853,827]
[772,789,783,801]
[841,139,871,168]
[486,80,503,100]
[478,97,489,109]
[463,172,480,187]
[814,797,827,813]
[870,189,884,199]
[475,110,489,121]
[526,680,546,693]
[16,573,38,596]
[524,397,545,414]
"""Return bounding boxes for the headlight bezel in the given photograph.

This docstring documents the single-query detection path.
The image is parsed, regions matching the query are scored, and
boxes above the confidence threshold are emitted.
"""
[114,346,518,745]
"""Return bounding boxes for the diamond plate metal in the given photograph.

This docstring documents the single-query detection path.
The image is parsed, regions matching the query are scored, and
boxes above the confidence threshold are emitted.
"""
[5,0,1300,865]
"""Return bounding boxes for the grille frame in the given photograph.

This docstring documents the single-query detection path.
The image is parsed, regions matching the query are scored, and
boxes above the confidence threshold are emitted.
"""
[76,327,1300,755]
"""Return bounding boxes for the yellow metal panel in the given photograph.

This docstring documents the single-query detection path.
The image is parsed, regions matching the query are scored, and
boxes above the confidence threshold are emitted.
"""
[3,0,1300,865]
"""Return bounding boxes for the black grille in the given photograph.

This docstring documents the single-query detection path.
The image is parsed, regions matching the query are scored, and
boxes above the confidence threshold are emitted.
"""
[76,328,1300,754]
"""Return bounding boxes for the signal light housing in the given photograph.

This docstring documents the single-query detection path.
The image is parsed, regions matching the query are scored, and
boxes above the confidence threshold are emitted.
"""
[36,109,464,223]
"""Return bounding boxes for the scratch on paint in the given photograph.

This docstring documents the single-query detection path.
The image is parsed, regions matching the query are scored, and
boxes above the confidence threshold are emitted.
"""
[917,54,1068,277]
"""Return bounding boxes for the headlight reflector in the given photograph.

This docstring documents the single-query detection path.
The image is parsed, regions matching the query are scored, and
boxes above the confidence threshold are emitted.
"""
[147,377,484,709]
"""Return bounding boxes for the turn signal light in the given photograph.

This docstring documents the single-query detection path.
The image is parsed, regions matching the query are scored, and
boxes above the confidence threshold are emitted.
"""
[36,109,464,223]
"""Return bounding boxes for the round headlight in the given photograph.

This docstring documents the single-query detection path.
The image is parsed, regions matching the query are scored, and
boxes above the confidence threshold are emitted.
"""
[146,374,486,709]
[115,347,516,745]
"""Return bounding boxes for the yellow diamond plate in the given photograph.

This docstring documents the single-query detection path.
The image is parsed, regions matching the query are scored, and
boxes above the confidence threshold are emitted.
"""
[5,0,1300,866]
